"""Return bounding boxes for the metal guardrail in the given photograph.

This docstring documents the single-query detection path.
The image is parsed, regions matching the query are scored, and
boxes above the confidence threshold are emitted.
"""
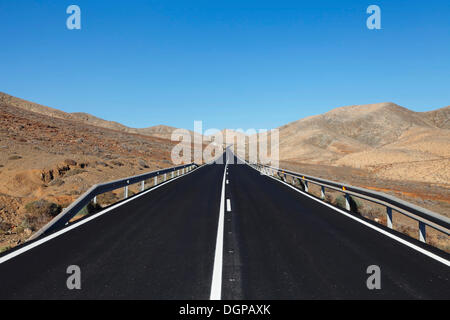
[248,162,450,244]
[30,163,198,240]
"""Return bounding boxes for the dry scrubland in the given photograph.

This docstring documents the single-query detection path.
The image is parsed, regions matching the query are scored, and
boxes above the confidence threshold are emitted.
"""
[0,92,200,251]
[272,102,450,185]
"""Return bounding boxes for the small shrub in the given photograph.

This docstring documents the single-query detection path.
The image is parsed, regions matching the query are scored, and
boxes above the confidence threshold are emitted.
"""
[64,168,86,177]
[335,195,361,214]
[21,214,50,231]
[97,191,119,206]
[364,207,384,221]
[49,178,65,187]
[111,160,124,167]
[63,159,77,166]
[96,161,108,167]
[325,194,334,203]
[397,224,417,239]
[15,226,25,234]
[0,222,12,232]
[0,246,12,254]
[8,155,22,160]
[138,159,149,168]
[24,200,62,218]
[76,202,102,217]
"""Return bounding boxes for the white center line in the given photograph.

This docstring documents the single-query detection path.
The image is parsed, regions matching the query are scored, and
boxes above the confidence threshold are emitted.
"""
[226,199,232,212]
[210,157,228,300]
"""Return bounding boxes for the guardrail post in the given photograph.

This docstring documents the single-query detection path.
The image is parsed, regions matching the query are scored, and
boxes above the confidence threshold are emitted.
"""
[296,177,301,189]
[93,196,97,204]
[177,170,180,176]
[164,173,167,181]
[154,176,158,186]
[182,168,185,174]
[141,181,145,192]
[321,186,325,200]
[124,186,128,199]
[345,193,350,211]
[304,180,308,192]
[419,222,426,243]
[386,207,393,229]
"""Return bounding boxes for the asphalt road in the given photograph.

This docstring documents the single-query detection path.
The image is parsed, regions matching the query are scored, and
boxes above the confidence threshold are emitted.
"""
[0,151,448,299]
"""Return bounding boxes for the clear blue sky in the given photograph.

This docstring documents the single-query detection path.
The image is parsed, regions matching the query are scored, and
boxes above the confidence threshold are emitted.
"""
[0,0,449,131]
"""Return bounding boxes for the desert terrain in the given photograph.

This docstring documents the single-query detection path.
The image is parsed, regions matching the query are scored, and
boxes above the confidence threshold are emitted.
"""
[0,92,202,251]
[0,92,448,252]
[269,102,449,185]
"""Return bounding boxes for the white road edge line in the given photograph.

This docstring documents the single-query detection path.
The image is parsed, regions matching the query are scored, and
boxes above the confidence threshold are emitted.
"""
[210,157,228,300]
[244,160,450,267]
[0,164,205,265]
[227,199,232,212]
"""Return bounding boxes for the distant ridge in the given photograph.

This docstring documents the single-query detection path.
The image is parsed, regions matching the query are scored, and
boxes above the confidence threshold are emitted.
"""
[0,92,199,141]
[258,102,450,184]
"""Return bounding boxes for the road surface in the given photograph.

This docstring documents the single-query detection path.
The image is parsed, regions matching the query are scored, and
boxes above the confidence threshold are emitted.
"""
[0,150,448,299]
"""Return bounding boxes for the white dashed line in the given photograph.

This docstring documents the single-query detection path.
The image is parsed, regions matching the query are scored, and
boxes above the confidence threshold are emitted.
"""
[227,199,232,212]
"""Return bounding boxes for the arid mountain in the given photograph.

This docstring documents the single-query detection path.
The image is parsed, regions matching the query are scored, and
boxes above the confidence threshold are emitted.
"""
[257,102,450,185]
[423,106,450,129]
[0,92,200,141]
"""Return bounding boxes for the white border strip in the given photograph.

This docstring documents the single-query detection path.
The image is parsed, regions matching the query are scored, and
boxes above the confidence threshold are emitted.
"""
[210,156,229,300]
[244,160,450,267]
[0,164,205,265]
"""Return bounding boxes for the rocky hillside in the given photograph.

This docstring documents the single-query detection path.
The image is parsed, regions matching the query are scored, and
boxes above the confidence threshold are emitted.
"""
[0,92,200,141]
[0,97,191,250]
[252,102,450,185]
